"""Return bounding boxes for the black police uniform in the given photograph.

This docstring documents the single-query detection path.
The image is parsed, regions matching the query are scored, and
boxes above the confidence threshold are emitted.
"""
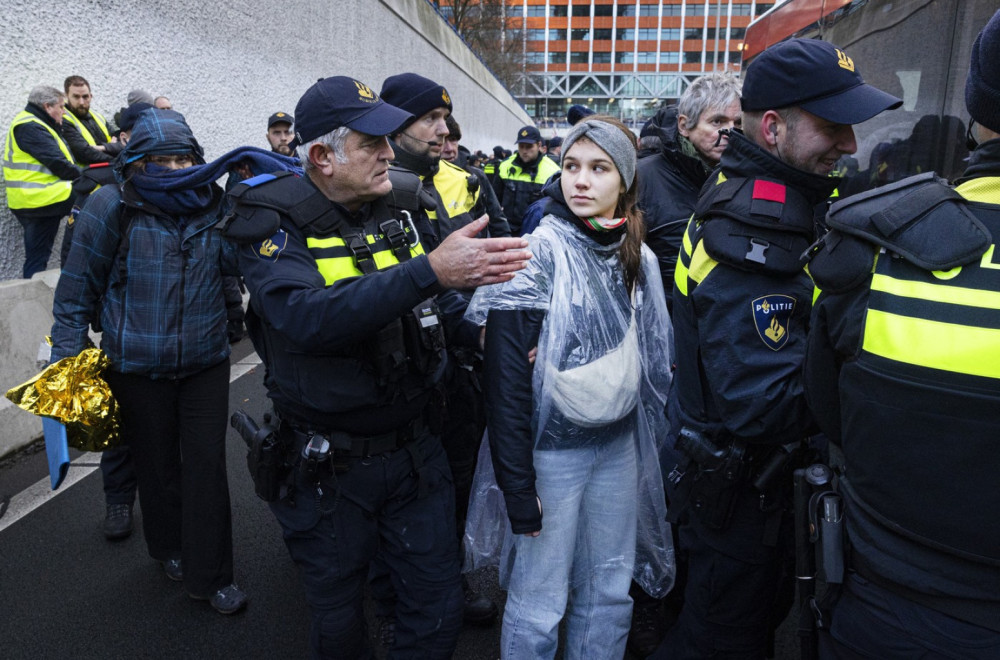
[226,171,463,660]
[804,140,1000,656]
[655,130,837,658]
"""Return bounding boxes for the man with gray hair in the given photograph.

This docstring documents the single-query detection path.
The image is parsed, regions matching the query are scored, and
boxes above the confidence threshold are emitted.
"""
[225,75,531,659]
[637,72,742,313]
[3,85,80,278]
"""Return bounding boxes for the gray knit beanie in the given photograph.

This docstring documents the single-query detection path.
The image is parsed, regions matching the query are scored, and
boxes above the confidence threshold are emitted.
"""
[966,9,1000,134]
[561,119,637,190]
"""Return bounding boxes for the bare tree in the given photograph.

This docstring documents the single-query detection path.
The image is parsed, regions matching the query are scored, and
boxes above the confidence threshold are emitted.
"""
[431,0,526,90]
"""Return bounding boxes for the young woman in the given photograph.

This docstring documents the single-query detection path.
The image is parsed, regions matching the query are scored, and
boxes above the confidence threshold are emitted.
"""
[50,108,247,614]
[467,116,674,659]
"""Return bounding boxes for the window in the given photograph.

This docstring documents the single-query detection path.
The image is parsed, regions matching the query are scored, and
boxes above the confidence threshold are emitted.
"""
[684,51,703,64]
[526,52,546,64]
[660,51,680,64]
[549,51,567,64]
[617,4,636,16]
[528,28,568,40]
[662,28,681,40]
[636,51,659,63]
[593,28,613,40]
[662,3,683,16]
[594,4,614,16]
[592,51,612,63]
[527,5,569,17]
[639,4,660,16]
[572,28,591,40]
[570,51,590,63]
[617,28,636,40]
[616,51,634,64]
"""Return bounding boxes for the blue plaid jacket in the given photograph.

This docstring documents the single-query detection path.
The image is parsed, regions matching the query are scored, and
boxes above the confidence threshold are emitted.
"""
[51,182,237,378]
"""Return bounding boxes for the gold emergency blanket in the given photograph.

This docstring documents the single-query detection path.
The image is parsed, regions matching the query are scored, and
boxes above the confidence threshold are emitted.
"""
[5,348,121,452]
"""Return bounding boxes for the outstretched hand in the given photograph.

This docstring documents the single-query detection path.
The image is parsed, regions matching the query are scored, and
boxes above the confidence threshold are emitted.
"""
[427,216,531,289]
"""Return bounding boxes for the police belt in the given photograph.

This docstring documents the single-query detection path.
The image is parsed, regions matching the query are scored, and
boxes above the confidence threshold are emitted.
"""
[282,416,426,458]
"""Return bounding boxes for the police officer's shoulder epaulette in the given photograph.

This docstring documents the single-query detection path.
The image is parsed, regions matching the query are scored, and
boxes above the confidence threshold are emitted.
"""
[825,171,991,271]
[803,229,877,293]
[386,166,435,214]
[696,174,816,276]
[220,171,302,243]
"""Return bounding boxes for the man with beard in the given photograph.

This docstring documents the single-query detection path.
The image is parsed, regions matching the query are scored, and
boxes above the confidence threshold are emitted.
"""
[266,112,294,156]
[653,39,901,659]
[61,75,121,165]
[376,72,501,640]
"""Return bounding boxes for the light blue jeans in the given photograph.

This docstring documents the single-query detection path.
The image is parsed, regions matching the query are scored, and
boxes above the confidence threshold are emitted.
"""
[501,431,638,660]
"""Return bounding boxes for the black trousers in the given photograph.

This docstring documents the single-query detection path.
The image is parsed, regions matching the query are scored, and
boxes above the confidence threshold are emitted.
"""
[271,431,463,660]
[105,359,234,597]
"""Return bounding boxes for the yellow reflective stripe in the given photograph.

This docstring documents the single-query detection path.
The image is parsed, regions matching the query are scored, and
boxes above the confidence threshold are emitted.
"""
[307,234,426,286]
[955,176,1000,204]
[863,309,1000,378]
[871,273,1000,311]
[674,219,696,296]
[688,240,718,285]
[674,250,690,296]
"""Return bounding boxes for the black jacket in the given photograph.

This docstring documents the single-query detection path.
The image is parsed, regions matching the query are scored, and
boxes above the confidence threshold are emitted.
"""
[636,105,713,311]
[61,108,119,164]
[235,175,447,433]
[804,139,1000,626]
[671,131,836,446]
[9,103,79,219]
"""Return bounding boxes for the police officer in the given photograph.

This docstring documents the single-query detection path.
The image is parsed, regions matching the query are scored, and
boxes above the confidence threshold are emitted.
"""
[225,76,530,660]
[493,125,560,235]
[804,10,1000,657]
[653,39,900,659]
[379,72,505,628]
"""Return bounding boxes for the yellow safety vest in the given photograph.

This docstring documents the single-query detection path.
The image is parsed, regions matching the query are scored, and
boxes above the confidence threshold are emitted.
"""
[427,159,479,229]
[61,108,112,147]
[3,111,74,210]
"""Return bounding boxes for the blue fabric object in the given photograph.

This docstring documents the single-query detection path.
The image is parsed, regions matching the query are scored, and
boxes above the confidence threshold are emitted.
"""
[42,417,70,490]
[518,196,548,235]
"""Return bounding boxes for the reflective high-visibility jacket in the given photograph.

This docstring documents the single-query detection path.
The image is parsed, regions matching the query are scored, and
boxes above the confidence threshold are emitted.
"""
[496,153,560,234]
[805,145,1000,624]
[61,109,111,147]
[3,110,74,210]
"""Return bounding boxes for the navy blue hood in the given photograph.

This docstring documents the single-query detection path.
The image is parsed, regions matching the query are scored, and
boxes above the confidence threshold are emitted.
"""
[117,109,205,175]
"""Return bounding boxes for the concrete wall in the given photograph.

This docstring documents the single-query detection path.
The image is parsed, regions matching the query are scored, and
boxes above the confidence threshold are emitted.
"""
[0,0,531,281]
[0,0,531,456]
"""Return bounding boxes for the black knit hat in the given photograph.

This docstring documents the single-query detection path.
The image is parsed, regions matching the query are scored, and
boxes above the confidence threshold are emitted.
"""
[966,9,1000,134]
[380,73,453,126]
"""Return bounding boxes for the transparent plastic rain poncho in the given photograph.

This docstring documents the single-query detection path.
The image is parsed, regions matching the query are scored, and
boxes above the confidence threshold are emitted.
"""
[464,215,676,597]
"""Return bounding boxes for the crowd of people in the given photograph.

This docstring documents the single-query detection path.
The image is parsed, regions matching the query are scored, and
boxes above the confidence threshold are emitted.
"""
[6,7,1000,659]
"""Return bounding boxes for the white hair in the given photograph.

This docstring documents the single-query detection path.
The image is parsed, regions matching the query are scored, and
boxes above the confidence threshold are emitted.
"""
[297,126,351,169]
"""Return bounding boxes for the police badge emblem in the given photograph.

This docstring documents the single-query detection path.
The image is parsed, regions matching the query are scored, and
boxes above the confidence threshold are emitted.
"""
[752,295,796,350]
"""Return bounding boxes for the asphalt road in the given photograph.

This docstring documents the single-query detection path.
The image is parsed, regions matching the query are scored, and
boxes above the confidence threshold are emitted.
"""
[0,337,798,659]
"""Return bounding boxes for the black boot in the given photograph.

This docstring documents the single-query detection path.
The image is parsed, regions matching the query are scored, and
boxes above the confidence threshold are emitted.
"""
[462,574,498,625]
[627,587,667,658]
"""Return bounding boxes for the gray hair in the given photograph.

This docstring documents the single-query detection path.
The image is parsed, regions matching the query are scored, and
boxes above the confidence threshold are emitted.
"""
[297,126,351,170]
[678,73,742,127]
[28,85,65,108]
